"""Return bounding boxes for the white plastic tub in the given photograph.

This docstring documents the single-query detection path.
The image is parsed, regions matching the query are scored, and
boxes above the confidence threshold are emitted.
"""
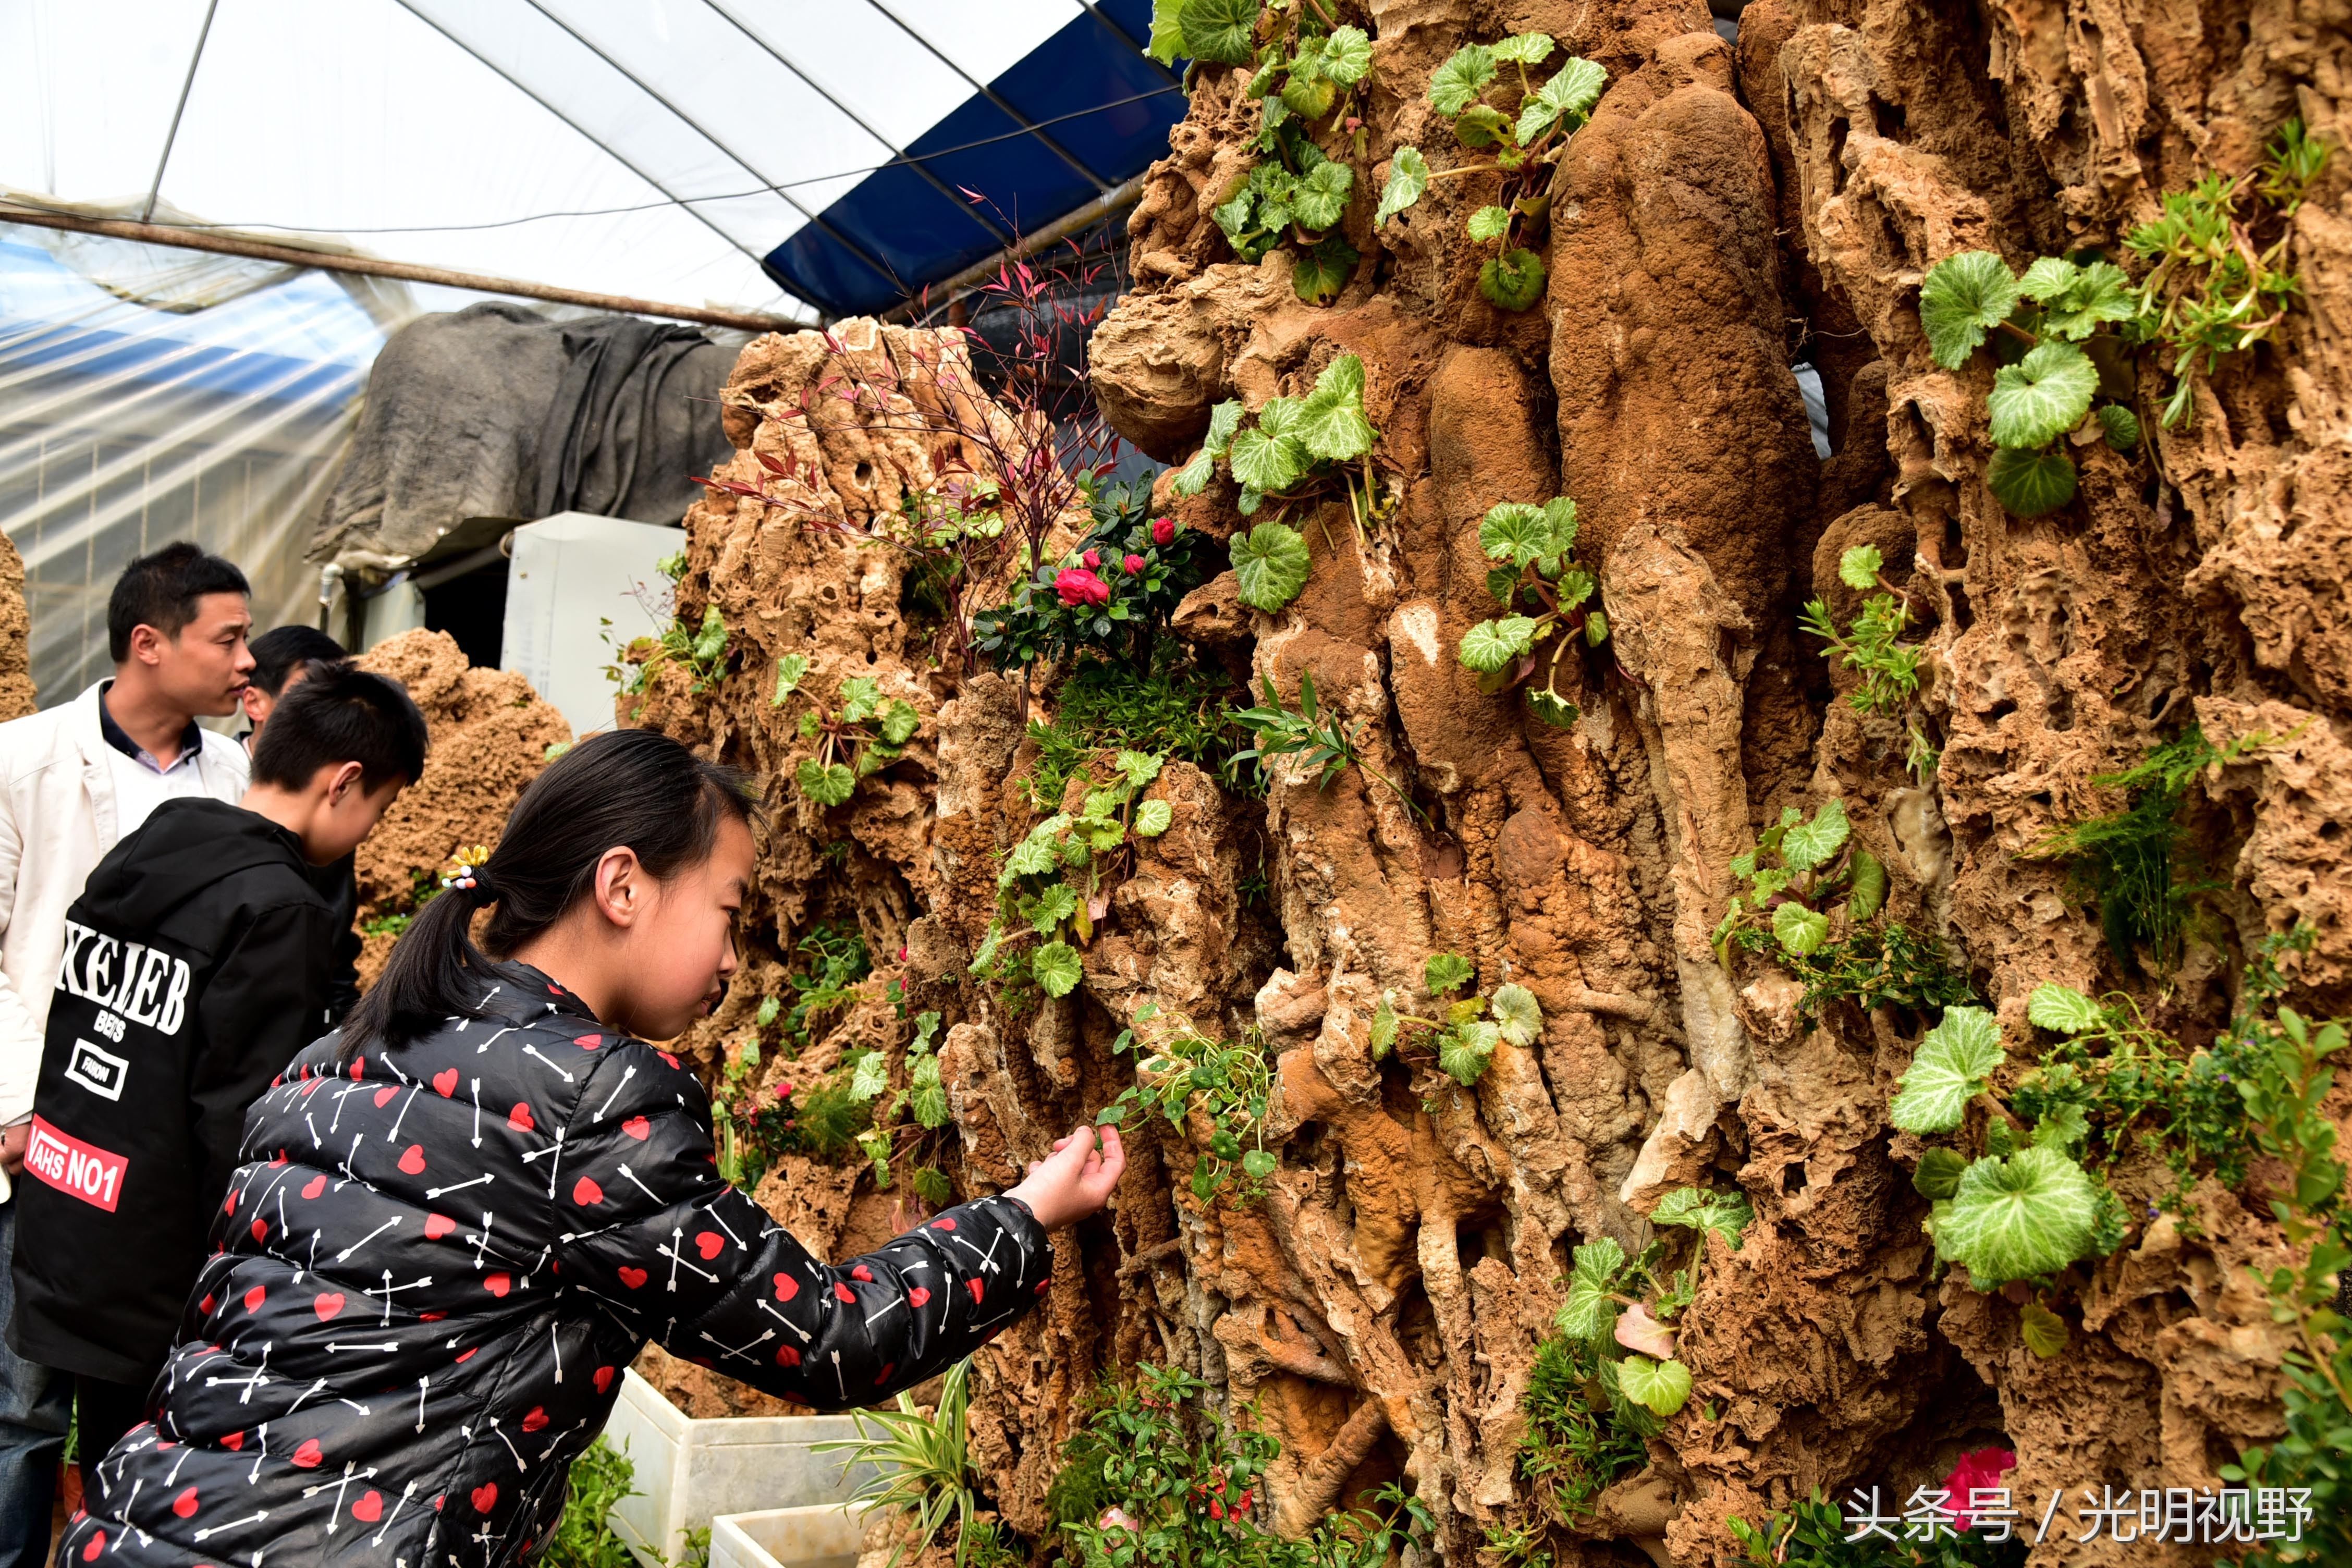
[709,1504,869,1568]
[601,1369,874,1568]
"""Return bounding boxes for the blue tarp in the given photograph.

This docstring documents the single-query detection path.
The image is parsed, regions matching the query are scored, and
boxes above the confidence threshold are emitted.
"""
[765,0,1183,316]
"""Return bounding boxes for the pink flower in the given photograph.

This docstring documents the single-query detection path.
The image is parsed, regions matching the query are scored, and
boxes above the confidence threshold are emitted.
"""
[1123,554,1146,574]
[897,945,909,962]
[1152,517,1177,546]
[1941,1447,2016,1529]
[1082,548,1101,568]
[1055,568,1110,607]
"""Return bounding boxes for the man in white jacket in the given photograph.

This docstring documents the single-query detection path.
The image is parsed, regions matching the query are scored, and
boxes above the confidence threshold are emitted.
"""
[0,542,252,1568]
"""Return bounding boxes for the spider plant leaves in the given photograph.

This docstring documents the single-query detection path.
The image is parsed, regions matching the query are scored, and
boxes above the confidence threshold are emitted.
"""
[1615,1354,1693,1417]
[797,758,856,807]
[1458,615,1539,672]
[1489,983,1544,1046]
[1297,353,1375,459]
[1293,233,1359,305]
[1930,1144,2102,1287]
[1033,940,1084,998]
[1425,951,1475,996]
[1780,797,1850,873]
[1838,544,1884,591]
[1985,446,2078,517]
[1772,901,1830,957]
[1177,0,1258,66]
[1919,250,2020,369]
[1428,43,1497,116]
[1650,1186,1754,1251]
[1229,521,1313,611]
[1376,146,1429,225]
[1988,341,2099,449]
[1889,1006,2005,1133]
[1516,56,1607,145]
[1479,248,1548,311]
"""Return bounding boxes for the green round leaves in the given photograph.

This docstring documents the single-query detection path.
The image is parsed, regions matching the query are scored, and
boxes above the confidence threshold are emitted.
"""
[1425,952,1475,996]
[1931,1144,2101,1287]
[1985,446,2079,517]
[1376,146,1429,225]
[1457,615,1539,673]
[1889,1006,2005,1133]
[1988,341,2099,449]
[1771,901,1830,957]
[796,758,855,807]
[1176,0,1257,65]
[1320,26,1373,86]
[1467,205,1513,242]
[1919,249,2021,369]
[1033,940,1083,998]
[1778,795,1849,873]
[1230,522,1313,612]
[1297,354,1375,460]
[1516,56,1607,145]
[1479,248,1547,311]
[1439,1019,1499,1085]
[1428,43,1497,116]
[2027,983,2103,1035]
[1489,982,1543,1046]
[1837,544,1883,591]
[1614,1354,1693,1418]
[1845,847,1887,922]
[1133,799,1174,838]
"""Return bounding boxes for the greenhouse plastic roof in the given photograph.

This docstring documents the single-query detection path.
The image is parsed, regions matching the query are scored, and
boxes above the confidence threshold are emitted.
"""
[0,0,1184,321]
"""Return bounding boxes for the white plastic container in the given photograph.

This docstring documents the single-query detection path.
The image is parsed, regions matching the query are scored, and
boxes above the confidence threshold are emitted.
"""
[601,1369,874,1568]
[709,1504,869,1568]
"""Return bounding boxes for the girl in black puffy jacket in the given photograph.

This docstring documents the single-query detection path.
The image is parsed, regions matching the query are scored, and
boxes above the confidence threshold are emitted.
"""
[58,730,1124,1568]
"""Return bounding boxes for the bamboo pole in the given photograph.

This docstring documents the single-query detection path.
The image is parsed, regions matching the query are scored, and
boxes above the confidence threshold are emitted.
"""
[0,202,815,334]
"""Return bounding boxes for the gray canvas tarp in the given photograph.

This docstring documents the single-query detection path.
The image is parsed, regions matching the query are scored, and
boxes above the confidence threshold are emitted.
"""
[311,302,740,569]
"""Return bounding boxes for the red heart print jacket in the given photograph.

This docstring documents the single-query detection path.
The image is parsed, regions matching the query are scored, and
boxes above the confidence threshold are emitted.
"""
[56,964,1051,1568]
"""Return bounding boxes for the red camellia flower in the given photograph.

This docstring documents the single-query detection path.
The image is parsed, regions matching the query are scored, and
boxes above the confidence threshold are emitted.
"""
[1123,554,1146,574]
[1055,568,1110,607]
[1152,517,1177,545]
[1941,1447,2016,1529]
[1082,548,1101,568]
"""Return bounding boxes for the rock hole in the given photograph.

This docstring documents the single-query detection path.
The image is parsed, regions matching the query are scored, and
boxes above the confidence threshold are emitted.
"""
[1828,118,1852,195]
[819,585,840,604]
[1454,1221,1489,1266]
[1871,95,1908,142]
[865,650,878,665]
[1942,515,1967,570]
[854,461,875,488]
[2321,822,2343,843]
[1985,697,2016,722]
[1947,582,1975,631]
[2029,790,2054,808]
[1782,1162,1809,1194]
[2047,685,2074,732]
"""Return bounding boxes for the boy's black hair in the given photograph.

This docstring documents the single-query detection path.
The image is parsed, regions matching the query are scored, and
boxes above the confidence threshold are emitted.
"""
[248,626,348,697]
[249,665,430,793]
[107,543,250,662]
[342,730,758,1054]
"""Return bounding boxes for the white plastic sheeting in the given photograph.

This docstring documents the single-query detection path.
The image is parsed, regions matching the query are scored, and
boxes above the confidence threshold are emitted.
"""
[0,0,1107,316]
[0,216,422,704]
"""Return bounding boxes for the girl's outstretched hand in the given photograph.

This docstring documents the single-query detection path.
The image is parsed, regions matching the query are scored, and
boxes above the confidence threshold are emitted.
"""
[1005,1124,1125,1229]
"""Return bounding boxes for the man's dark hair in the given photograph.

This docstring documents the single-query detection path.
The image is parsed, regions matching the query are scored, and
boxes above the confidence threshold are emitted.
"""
[249,665,430,794]
[248,626,348,697]
[107,543,250,663]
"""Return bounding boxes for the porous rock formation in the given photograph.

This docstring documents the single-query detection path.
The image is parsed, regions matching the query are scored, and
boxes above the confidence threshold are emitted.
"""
[351,629,572,989]
[625,4,2352,1565]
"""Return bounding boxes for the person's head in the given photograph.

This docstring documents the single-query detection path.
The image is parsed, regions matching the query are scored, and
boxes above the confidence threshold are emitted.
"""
[107,543,255,717]
[240,625,348,736]
[342,730,758,1054]
[246,665,430,865]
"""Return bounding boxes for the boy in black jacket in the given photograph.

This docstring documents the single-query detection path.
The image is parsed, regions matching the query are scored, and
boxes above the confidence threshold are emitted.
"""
[8,665,427,1477]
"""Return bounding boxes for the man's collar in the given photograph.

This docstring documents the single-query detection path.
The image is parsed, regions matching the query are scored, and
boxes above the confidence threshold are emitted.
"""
[97,679,204,775]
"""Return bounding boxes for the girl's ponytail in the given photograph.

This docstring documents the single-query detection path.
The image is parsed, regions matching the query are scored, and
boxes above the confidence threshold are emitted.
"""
[341,729,757,1056]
